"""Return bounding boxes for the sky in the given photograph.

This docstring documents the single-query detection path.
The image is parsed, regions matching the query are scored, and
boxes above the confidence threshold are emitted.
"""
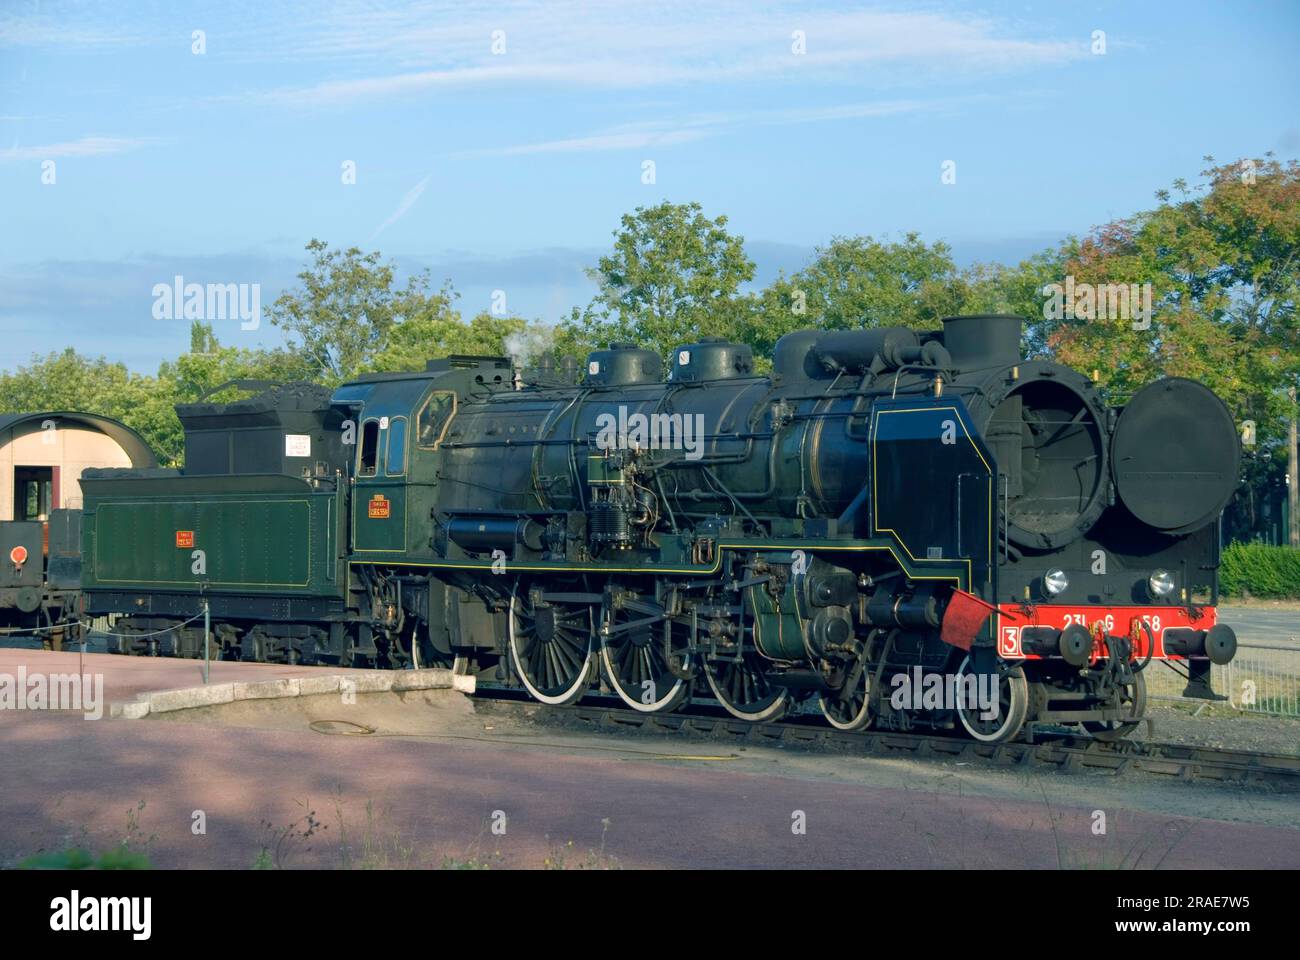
[1,0,1297,373]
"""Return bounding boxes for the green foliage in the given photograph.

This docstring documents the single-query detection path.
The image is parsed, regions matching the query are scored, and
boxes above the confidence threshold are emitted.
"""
[0,347,152,419]
[0,348,168,460]
[572,201,756,359]
[19,847,152,870]
[752,233,961,336]
[743,234,1054,360]
[1048,157,1300,445]
[267,239,462,382]
[738,235,1062,366]
[1219,543,1300,598]
[368,310,552,374]
[267,239,568,379]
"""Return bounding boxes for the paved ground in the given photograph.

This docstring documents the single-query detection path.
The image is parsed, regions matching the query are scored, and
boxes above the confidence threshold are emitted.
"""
[1219,605,1300,648]
[1,649,1298,869]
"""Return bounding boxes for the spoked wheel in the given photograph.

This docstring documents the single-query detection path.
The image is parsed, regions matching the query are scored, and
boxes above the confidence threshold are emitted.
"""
[954,655,1029,743]
[819,659,874,731]
[600,601,692,713]
[1083,671,1147,741]
[703,648,788,723]
[508,582,597,706]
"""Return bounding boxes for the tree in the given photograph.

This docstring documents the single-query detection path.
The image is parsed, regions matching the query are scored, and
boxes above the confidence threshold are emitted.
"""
[572,202,756,358]
[0,349,145,418]
[742,233,1056,360]
[367,308,554,373]
[1046,157,1299,444]
[267,239,463,383]
[0,348,173,460]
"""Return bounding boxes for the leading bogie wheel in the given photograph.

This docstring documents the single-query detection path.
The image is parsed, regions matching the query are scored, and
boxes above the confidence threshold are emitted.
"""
[818,659,874,731]
[953,655,1029,743]
[1083,671,1148,742]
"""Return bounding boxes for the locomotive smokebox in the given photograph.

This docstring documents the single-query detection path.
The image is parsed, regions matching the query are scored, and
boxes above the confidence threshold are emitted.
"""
[941,315,1022,372]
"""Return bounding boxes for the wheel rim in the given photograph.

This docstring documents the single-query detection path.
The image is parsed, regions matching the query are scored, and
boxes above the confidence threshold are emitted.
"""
[819,662,873,731]
[954,655,1028,743]
[600,607,690,713]
[703,650,788,722]
[508,585,596,706]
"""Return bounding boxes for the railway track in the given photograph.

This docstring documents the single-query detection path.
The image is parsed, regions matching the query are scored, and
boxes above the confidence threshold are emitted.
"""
[6,633,1296,786]
[470,689,1300,789]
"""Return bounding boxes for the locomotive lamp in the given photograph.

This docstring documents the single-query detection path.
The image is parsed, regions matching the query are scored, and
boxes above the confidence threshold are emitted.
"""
[1148,569,1176,598]
[9,545,27,568]
[1043,568,1069,596]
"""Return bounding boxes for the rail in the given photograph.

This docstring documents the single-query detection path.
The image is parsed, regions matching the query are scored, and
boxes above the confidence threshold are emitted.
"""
[473,692,1300,788]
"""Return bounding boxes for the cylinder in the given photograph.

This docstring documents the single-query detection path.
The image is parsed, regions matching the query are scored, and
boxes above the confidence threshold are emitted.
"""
[866,588,939,629]
[447,517,544,554]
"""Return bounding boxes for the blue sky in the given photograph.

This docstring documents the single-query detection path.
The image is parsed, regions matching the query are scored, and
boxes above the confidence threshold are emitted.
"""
[1,0,1297,372]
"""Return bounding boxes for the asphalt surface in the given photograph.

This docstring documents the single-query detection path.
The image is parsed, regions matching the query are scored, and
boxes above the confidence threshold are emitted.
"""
[1219,605,1300,648]
[1,649,1297,870]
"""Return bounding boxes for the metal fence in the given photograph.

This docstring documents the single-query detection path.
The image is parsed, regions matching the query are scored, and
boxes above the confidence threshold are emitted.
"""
[1147,643,1300,718]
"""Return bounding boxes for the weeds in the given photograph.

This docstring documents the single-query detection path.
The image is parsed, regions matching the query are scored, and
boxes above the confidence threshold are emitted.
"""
[253,801,327,869]
[333,792,418,870]
[18,800,155,870]
[543,818,620,870]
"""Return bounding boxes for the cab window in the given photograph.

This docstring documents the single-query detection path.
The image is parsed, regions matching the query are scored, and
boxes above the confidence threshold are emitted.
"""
[417,392,456,448]
[358,419,380,476]
[385,417,408,476]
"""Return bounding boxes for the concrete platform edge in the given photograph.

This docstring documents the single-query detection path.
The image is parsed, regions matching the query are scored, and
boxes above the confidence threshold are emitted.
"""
[110,668,459,719]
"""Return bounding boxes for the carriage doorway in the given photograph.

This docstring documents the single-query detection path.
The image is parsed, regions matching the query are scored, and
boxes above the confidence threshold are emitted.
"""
[13,466,56,522]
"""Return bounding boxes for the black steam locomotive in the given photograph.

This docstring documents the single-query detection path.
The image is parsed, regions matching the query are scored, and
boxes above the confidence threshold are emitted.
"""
[77,315,1242,743]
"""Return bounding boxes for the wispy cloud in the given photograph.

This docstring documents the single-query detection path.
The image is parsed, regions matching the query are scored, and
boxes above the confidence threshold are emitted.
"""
[0,135,151,161]
[2,3,1086,112]
[228,3,1084,107]
[370,174,433,241]
[462,95,981,158]
[484,128,709,157]
[0,13,143,49]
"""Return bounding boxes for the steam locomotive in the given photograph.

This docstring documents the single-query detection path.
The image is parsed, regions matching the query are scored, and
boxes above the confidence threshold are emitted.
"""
[77,314,1242,742]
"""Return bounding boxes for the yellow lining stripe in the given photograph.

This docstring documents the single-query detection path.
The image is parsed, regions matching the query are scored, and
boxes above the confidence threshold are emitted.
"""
[347,540,964,583]
[93,498,315,588]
